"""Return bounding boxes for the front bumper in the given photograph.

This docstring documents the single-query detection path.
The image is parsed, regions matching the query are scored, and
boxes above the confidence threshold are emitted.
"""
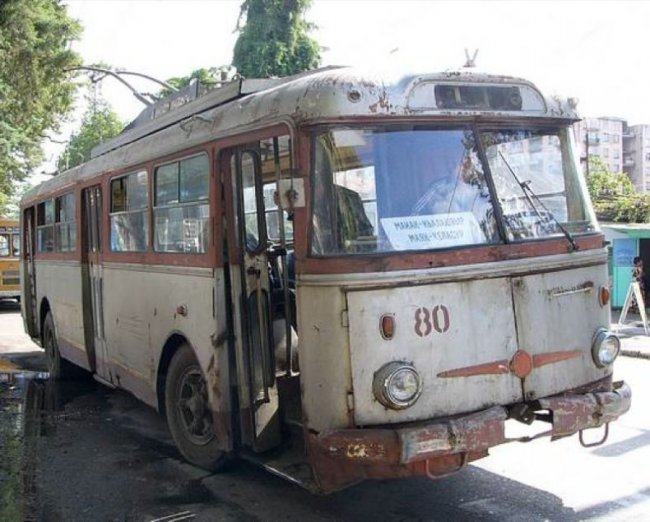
[309,382,631,492]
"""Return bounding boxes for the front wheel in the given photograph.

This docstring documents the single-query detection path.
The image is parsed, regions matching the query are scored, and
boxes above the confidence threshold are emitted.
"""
[42,311,75,380]
[165,344,228,471]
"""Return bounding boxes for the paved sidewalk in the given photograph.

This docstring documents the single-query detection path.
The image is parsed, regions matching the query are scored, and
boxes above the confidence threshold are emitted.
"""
[612,309,650,359]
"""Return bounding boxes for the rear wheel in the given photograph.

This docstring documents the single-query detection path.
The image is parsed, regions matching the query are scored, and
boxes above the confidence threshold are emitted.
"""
[165,344,227,470]
[42,311,75,379]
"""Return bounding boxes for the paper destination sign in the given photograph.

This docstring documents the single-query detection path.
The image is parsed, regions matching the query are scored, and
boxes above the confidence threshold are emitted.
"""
[381,212,484,250]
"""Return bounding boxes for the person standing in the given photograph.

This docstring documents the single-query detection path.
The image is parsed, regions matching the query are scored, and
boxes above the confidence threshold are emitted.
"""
[632,256,649,310]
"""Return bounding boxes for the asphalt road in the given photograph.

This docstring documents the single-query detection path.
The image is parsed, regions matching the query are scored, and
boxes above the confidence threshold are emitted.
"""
[0,301,648,521]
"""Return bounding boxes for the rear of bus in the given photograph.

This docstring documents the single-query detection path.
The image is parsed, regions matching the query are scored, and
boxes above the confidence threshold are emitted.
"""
[293,73,631,492]
[0,220,20,302]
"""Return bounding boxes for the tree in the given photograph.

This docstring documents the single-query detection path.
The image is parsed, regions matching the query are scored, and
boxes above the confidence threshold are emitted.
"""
[0,0,81,214]
[57,99,124,171]
[232,0,320,78]
[586,156,650,223]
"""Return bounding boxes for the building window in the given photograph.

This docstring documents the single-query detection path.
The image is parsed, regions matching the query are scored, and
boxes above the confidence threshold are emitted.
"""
[36,199,55,252]
[154,154,209,253]
[110,170,149,252]
[55,192,76,252]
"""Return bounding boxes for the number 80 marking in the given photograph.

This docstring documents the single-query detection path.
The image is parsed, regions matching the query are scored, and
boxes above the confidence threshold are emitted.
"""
[414,305,450,337]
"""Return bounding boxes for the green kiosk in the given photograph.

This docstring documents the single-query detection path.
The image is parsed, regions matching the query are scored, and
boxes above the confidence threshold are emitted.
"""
[602,223,650,308]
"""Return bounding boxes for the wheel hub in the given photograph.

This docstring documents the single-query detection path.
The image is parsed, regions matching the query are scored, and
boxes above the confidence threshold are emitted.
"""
[177,368,214,446]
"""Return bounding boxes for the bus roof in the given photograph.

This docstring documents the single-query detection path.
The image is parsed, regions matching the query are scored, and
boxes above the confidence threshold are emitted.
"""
[23,66,579,205]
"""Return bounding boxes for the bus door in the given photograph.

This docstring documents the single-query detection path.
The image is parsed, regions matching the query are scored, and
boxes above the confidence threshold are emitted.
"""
[23,207,38,336]
[225,146,281,453]
[81,186,108,378]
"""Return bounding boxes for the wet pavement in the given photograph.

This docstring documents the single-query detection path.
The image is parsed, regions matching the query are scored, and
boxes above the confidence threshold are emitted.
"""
[1,304,649,521]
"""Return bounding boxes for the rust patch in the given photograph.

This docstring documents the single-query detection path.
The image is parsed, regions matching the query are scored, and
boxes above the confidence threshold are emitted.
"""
[368,90,390,113]
[538,382,631,437]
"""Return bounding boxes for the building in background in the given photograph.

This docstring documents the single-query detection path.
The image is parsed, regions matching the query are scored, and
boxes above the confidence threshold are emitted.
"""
[573,117,625,175]
[622,124,650,192]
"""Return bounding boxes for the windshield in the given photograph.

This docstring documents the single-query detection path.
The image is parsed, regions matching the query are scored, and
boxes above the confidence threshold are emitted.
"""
[482,128,595,241]
[311,128,500,255]
[311,126,595,256]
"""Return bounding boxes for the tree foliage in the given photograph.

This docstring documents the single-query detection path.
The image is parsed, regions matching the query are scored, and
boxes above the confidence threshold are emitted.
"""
[586,156,650,223]
[158,67,229,97]
[232,0,320,78]
[0,0,81,212]
[57,99,123,171]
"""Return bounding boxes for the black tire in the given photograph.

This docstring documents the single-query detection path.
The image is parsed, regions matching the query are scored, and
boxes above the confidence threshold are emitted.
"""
[42,311,75,380]
[165,344,228,471]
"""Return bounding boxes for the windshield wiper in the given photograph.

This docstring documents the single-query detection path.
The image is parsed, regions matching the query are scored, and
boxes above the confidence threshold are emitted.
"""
[498,151,578,252]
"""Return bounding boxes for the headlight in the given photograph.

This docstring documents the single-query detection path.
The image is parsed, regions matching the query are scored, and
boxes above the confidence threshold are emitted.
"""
[592,329,620,367]
[373,361,422,409]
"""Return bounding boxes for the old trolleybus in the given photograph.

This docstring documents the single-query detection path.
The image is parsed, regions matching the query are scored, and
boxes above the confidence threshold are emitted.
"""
[0,218,21,302]
[20,67,631,493]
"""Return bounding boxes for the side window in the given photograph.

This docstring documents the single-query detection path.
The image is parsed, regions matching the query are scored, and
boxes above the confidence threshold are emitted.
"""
[36,199,55,252]
[12,231,20,257]
[55,192,77,252]
[0,234,8,257]
[154,154,210,253]
[241,151,262,252]
[258,136,294,243]
[110,170,149,252]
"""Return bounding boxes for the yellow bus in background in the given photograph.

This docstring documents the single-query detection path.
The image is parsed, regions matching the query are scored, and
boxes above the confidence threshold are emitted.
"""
[0,217,20,302]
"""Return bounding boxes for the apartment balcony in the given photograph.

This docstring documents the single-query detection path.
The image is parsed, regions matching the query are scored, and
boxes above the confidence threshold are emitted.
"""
[623,131,635,139]
[624,157,635,167]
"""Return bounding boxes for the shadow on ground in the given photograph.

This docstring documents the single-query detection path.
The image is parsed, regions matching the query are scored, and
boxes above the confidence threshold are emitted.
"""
[0,369,610,522]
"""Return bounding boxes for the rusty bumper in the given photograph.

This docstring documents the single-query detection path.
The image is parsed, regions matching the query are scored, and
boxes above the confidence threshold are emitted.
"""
[308,382,631,492]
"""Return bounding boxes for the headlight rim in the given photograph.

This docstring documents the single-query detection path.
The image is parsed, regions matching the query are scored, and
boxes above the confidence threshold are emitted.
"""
[591,328,620,368]
[373,361,423,410]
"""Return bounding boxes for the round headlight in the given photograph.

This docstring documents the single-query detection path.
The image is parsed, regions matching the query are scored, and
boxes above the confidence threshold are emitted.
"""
[592,329,620,367]
[373,361,422,409]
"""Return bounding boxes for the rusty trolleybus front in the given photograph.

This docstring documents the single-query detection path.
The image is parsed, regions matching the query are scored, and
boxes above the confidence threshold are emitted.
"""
[297,70,630,491]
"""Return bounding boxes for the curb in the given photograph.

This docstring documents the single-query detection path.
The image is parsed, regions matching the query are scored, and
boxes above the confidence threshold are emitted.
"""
[621,349,650,360]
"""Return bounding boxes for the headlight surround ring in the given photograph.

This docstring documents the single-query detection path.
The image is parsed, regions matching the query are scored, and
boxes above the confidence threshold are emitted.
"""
[591,328,621,368]
[373,361,423,410]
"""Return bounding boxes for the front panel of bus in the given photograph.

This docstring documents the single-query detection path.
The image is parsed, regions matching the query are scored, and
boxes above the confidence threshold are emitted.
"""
[297,122,613,432]
[0,223,21,299]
